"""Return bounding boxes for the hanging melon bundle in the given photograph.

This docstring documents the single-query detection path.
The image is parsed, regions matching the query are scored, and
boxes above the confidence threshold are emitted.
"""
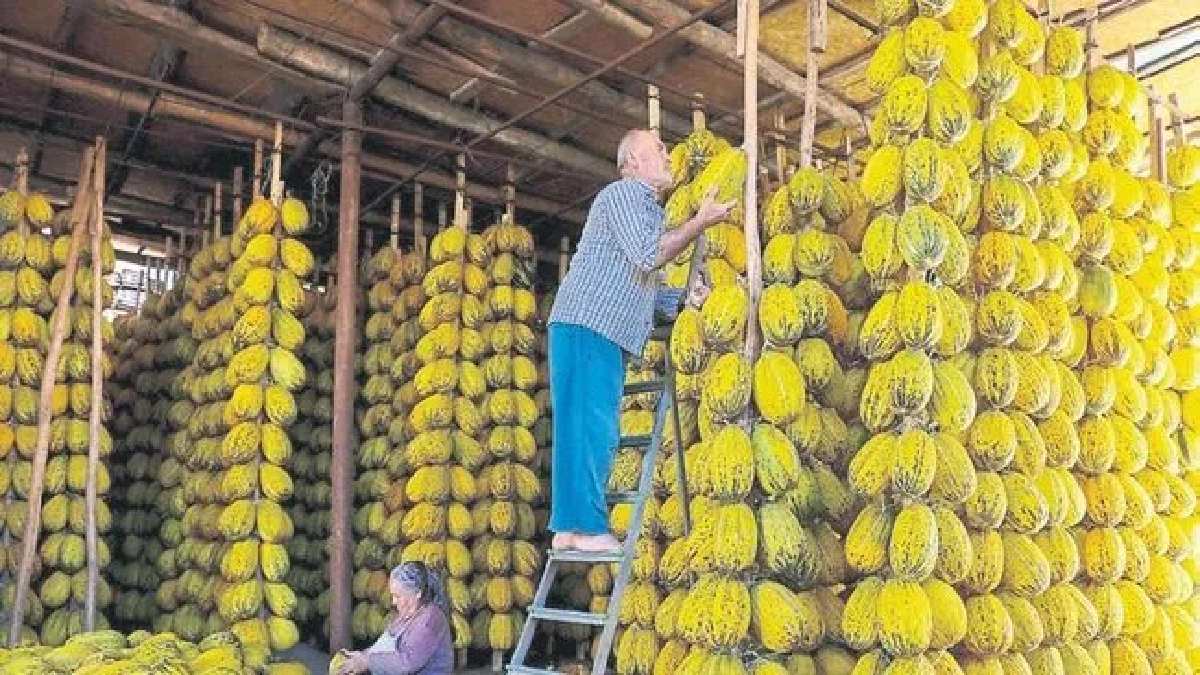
[205,192,312,655]
[350,245,405,643]
[109,286,189,629]
[286,288,332,640]
[153,236,231,641]
[402,222,490,651]
[1051,37,1186,675]
[834,0,998,672]
[0,185,92,645]
[28,206,119,646]
[467,219,543,657]
[1168,137,1200,670]
[1135,135,1200,674]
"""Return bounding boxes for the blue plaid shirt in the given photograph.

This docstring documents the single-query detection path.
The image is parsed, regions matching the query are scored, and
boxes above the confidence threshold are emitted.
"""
[550,178,684,355]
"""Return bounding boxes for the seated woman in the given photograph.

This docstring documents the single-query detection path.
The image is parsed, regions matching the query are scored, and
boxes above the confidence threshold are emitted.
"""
[333,562,453,675]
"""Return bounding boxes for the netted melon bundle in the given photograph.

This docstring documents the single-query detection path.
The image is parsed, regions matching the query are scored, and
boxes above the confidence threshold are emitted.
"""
[153,236,240,642]
[1045,51,1200,675]
[0,626,311,675]
[203,193,310,655]
[350,244,406,643]
[400,224,491,651]
[662,129,746,290]
[0,183,54,235]
[0,206,64,644]
[108,287,190,629]
[657,285,855,674]
[467,219,545,655]
[287,289,334,640]
[14,215,121,647]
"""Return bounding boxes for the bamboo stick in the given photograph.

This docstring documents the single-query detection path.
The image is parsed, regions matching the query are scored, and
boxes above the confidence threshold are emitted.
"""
[84,137,107,630]
[742,0,763,362]
[647,85,661,134]
[8,145,95,645]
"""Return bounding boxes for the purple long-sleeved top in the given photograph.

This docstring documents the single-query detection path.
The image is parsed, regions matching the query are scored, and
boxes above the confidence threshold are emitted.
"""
[365,603,453,675]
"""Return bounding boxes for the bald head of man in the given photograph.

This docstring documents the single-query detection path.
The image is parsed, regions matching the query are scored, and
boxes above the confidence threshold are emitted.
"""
[616,128,673,192]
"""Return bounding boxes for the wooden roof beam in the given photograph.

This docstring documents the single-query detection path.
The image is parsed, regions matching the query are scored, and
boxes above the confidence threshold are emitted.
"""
[0,50,589,222]
[580,0,866,129]
[388,0,693,137]
[285,3,449,179]
[257,24,613,179]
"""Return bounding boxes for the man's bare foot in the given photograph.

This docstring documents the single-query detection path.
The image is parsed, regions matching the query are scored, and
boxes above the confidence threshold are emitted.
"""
[551,532,576,550]
[572,533,620,552]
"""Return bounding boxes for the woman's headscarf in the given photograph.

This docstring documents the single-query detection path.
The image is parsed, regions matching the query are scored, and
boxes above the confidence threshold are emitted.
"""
[389,561,449,612]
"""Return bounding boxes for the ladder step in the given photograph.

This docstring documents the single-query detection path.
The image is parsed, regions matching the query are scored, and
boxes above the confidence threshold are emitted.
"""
[623,380,664,396]
[606,490,639,503]
[507,666,565,675]
[618,434,652,448]
[548,548,624,564]
[528,606,609,626]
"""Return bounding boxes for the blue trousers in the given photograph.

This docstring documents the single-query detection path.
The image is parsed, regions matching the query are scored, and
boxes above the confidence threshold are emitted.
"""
[548,323,625,534]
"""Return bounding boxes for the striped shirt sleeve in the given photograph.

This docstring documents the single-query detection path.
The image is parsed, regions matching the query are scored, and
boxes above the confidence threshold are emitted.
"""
[604,181,660,272]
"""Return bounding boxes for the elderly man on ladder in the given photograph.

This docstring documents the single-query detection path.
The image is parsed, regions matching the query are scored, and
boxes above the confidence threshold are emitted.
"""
[546,128,732,552]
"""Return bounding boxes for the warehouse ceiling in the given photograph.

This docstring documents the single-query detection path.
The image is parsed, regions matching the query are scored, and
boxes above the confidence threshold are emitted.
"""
[0,0,1195,262]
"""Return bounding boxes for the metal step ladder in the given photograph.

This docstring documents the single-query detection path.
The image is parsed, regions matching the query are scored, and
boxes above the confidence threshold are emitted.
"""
[507,325,691,675]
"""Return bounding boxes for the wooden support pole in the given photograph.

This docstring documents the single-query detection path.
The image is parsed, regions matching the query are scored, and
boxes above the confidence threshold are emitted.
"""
[742,0,763,362]
[1149,86,1166,181]
[799,0,825,169]
[504,164,516,224]
[213,179,223,238]
[8,145,95,645]
[559,236,570,281]
[329,99,362,653]
[1085,5,1100,70]
[390,192,401,251]
[771,111,788,186]
[270,122,284,204]
[454,154,467,227]
[253,139,264,198]
[232,165,244,225]
[691,94,707,132]
[647,85,661,134]
[414,182,426,257]
[84,137,107,631]
[1170,93,1186,146]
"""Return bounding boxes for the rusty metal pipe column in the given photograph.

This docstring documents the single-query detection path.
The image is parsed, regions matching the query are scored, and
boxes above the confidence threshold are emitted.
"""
[330,98,362,652]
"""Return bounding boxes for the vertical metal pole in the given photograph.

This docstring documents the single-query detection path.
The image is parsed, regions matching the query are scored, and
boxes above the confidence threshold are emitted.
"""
[330,98,362,653]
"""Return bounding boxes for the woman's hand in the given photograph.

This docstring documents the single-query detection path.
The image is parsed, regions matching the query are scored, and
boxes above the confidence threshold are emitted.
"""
[335,650,369,675]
